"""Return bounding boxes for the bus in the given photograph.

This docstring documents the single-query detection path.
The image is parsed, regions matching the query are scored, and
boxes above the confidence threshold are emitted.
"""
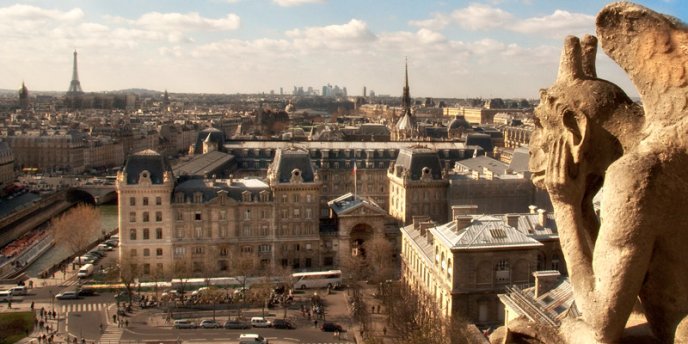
[292,270,342,290]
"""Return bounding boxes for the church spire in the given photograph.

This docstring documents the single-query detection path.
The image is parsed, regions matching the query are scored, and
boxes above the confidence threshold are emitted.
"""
[402,57,411,112]
[67,50,84,95]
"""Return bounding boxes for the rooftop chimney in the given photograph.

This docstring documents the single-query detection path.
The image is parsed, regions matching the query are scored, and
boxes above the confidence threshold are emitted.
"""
[451,205,479,219]
[454,215,472,231]
[537,209,547,227]
[504,214,519,228]
[533,270,561,298]
[529,205,538,214]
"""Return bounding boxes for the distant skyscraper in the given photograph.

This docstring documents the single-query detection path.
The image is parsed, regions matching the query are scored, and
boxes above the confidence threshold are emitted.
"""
[66,50,84,95]
[363,86,367,97]
[280,87,283,96]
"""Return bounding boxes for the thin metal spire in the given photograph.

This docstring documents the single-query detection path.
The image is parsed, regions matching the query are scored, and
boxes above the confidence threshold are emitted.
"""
[67,50,83,94]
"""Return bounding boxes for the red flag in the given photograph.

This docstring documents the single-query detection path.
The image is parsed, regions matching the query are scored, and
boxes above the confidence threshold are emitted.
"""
[353,161,357,175]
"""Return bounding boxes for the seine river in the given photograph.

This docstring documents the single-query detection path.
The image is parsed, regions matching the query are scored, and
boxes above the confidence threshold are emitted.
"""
[24,203,118,277]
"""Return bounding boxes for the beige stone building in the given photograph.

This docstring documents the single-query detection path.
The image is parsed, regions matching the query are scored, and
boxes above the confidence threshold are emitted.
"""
[388,146,448,225]
[117,147,328,278]
[5,130,87,173]
[400,206,563,326]
[0,142,16,190]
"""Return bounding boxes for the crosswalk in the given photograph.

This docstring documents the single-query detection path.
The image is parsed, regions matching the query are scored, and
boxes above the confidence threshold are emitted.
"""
[99,323,123,343]
[59,302,112,313]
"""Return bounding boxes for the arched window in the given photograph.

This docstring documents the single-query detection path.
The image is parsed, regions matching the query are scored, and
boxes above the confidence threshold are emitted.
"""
[495,260,510,283]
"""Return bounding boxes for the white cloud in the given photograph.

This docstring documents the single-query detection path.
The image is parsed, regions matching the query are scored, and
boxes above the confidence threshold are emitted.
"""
[409,13,450,30]
[410,4,593,40]
[273,0,325,7]
[451,3,513,30]
[135,12,240,31]
[0,4,83,22]
[512,10,594,37]
[286,19,376,50]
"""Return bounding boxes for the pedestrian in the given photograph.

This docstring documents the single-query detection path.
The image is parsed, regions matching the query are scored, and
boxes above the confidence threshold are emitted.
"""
[7,300,11,309]
[39,320,44,329]
[52,310,56,319]
[40,307,45,317]
[314,319,318,328]
[383,327,387,336]
[125,319,129,327]
[31,301,34,310]
[113,314,117,323]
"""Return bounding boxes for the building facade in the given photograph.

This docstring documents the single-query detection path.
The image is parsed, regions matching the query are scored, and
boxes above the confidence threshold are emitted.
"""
[400,206,563,326]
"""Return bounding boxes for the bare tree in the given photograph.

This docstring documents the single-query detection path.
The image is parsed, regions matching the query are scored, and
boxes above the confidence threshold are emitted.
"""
[272,265,295,318]
[363,235,396,283]
[231,254,255,317]
[380,282,470,344]
[172,260,192,303]
[111,255,139,307]
[51,204,101,257]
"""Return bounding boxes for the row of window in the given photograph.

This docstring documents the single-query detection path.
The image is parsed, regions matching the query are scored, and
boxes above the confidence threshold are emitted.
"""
[129,196,162,206]
[130,247,164,257]
[129,228,163,240]
[279,194,314,203]
[129,211,163,223]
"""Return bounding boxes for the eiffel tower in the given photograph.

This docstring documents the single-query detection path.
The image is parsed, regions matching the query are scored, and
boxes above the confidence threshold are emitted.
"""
[66,50,83,95]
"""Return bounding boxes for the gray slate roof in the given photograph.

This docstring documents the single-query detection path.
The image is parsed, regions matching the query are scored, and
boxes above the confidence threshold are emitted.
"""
[271,148,315,183]
[174,178,270,203]
[432,215,542,250]
[122,149,172,185]
[395,147,443,180]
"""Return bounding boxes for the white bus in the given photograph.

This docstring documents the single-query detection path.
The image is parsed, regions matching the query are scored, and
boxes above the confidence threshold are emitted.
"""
[292,270,342,290]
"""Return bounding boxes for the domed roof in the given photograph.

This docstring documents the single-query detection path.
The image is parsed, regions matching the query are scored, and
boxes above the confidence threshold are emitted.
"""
[447,115,470,131]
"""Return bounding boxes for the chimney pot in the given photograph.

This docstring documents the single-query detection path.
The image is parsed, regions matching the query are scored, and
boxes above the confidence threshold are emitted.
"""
[529,205,538,214]
[537,209,547,226]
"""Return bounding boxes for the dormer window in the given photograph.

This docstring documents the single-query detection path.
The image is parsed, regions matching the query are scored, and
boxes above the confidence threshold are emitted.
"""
[290,169,303,183]
[242,191,252,202]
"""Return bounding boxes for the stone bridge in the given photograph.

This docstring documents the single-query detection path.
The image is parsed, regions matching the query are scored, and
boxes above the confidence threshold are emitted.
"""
[67,185,117,205]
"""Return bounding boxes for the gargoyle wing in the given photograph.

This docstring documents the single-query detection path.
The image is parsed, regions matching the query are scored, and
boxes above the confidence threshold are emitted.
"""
[596,2,687,126]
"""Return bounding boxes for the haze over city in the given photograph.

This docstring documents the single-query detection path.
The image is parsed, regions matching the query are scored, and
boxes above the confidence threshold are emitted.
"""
[0,0,685,98]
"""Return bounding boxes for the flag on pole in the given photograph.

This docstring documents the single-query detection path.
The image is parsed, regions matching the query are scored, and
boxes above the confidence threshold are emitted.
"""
[353,161,357,198]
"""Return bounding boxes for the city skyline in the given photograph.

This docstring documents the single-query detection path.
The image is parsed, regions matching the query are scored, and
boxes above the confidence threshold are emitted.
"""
[0,0,684,98]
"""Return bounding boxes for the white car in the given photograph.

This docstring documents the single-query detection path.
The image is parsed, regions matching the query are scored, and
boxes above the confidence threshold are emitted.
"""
[250,317,271,328]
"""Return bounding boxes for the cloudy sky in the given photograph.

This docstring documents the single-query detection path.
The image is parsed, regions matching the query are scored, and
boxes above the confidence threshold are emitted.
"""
[0,0,684,98]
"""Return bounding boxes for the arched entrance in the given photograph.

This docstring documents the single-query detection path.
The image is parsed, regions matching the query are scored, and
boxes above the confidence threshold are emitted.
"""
[350,223,374,257]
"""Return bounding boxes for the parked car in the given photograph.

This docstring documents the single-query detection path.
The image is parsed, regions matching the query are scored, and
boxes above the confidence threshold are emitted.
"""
[88,250,105,258]
[224,320,251,329]
[321,322,343,332]
[200,319,221,328]
[97,243,113,251]
[174,319,197,329]
[272,319,295,329]
[77,288,97,297]
[239,334,268,344]
[250,317,271,328]
[55,291,79,300]
[9,286,27,296]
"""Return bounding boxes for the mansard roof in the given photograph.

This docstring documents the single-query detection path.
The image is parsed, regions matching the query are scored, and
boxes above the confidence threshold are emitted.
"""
[174,178,270,203]
[122,149,172,185]
[394,146,443,180]
[269,147,316,183]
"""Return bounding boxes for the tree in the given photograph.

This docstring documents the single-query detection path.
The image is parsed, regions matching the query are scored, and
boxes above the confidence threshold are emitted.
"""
[363,235,396,283]
[172,260,192,303]
[51,204,101,257]
[231,254,255,318]
[380,282,470,344]
[110,255,139,307]
[272,265,295,319]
